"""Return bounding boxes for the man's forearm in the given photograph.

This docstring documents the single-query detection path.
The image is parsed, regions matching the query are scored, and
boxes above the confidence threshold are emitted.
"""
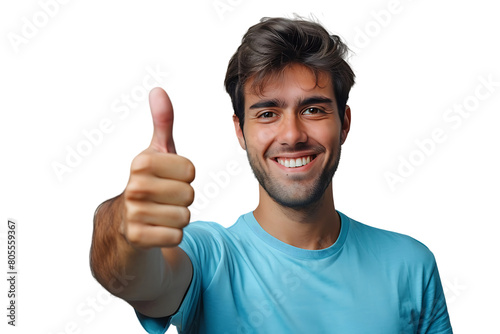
[89,194,169,302]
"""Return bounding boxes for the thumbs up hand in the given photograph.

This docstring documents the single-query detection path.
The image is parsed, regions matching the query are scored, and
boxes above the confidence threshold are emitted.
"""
[122,88,195,249]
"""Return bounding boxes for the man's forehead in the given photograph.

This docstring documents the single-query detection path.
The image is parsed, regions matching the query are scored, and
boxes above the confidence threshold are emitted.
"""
[243,64,333,101]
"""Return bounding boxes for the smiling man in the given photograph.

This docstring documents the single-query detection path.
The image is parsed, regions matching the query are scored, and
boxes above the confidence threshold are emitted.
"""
[238,63,346,250]
[90,17,453,333]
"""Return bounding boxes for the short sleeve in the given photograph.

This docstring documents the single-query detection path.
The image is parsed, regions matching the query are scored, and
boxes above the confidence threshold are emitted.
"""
[134,221,224,333]
[135,311,172,334]
[418,261,453,334]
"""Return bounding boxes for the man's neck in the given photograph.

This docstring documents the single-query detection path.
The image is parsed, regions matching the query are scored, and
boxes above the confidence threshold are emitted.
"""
[253,185,340,250]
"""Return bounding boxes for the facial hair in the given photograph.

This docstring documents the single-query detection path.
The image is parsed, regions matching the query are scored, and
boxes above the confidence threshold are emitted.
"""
[246,141,342,209]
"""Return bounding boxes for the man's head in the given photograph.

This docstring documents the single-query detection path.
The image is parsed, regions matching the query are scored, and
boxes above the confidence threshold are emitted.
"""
[224,17,355,209]
[224,17,355,131]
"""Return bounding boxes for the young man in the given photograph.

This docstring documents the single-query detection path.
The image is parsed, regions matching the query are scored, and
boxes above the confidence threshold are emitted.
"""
[90,17,453,333]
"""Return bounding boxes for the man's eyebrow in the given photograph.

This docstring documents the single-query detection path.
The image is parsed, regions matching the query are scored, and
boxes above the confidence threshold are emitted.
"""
[249,96,334,110]
[297,96,334,107]
[249,98,286,110]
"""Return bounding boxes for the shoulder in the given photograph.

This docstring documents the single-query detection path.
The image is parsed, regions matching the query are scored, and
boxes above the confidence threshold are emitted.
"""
[182,213,250,243]
[180,221,228,255]
[183,220,228,240]
[179,217,246,259]
[178,217,248,294]
[343,213,436,268]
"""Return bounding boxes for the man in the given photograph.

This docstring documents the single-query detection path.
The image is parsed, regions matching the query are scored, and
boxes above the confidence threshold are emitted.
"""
[90,17,453,333]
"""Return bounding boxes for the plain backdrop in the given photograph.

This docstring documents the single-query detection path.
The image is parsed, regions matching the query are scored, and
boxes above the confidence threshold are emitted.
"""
[1,0,499,333]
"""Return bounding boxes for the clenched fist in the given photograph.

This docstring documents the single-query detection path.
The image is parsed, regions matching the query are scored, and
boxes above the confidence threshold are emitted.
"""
[122,88,195,249]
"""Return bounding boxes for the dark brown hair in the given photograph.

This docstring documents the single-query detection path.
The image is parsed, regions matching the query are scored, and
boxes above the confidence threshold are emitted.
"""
[225,17,355,129]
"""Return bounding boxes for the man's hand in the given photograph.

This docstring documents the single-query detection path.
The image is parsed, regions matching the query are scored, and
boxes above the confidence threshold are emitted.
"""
[122,87,195,249]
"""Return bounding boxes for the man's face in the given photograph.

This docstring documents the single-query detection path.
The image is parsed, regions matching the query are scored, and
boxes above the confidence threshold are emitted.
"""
[234,64,350,208]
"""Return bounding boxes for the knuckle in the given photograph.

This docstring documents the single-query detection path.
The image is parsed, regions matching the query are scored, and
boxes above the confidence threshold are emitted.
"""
[130,153,154,174]
[170,229,183,246]
[125,223,143,245]
[176,207,191,227]
[125,202,145,222]
[183,184,195,206]
[184,160,196,182]
[125,178,150,200]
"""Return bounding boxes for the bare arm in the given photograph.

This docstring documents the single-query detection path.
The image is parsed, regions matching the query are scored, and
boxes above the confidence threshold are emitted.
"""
[89,88,194,317]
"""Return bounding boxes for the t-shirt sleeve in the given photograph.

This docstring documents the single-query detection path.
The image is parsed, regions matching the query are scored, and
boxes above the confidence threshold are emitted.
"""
[135,311,172,334]
[417,259,453,334]
[135,222,223,333]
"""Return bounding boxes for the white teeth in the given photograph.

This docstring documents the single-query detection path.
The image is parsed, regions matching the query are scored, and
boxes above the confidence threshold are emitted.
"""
[277,156,314,168]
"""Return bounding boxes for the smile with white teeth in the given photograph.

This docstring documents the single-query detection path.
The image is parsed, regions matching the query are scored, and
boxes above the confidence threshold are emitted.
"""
[276,155,315,168]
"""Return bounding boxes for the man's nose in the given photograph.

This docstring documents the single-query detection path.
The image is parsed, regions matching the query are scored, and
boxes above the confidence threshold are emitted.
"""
[276,114,308,146]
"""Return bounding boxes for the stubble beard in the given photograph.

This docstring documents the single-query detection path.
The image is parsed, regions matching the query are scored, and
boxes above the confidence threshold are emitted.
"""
[247,144,342,210]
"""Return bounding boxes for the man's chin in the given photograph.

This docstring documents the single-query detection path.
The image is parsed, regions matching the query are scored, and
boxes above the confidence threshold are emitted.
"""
[271,195,321,210]
[266,184,326,209]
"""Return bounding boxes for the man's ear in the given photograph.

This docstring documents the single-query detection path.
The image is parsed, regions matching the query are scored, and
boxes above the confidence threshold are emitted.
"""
[233,114,246,150]
[340,105,351,145]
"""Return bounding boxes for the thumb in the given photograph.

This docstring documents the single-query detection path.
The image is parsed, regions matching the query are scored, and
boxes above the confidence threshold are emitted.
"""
[149,87,176,154]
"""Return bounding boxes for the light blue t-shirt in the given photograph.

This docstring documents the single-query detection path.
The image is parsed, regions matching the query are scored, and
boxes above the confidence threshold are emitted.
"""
[136,211,452,333]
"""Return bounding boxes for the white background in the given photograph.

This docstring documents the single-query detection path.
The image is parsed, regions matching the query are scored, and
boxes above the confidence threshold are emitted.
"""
[1,0,499,333]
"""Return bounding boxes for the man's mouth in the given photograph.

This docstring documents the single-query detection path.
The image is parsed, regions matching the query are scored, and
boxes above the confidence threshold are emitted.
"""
[275,155,316,168]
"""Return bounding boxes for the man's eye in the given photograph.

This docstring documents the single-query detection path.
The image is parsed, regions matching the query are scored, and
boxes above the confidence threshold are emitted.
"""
[259,111,276,118]
[303,107,323,115]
